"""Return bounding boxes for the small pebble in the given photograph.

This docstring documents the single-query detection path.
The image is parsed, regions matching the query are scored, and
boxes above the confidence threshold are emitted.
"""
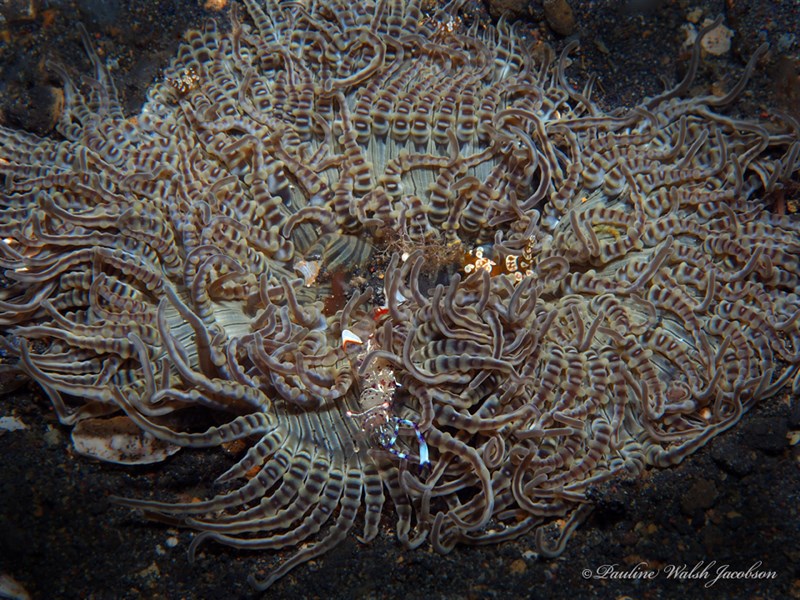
[543,0,577,36]
[0,0,36,22]
[43,425,63,447]
[486,0,529,20]
[680,479,718,514]
[686,8,703,24]
[700,19,734,56]
[508,558,527,575]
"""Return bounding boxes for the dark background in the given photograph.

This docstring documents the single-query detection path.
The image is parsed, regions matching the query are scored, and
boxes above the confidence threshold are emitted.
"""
[1,1,798,598]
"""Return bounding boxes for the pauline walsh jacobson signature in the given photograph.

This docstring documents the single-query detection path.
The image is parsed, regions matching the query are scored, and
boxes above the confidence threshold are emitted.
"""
[582,560,777,588]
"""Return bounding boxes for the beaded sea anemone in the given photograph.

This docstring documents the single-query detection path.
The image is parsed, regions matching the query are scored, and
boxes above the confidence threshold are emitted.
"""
[1,0,799,591]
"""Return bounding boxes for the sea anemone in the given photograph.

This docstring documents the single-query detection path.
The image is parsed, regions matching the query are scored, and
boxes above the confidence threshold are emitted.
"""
[1,0,798,591]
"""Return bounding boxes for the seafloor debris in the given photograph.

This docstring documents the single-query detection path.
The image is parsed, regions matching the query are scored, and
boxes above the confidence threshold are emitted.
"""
[0,415,26,433]
[543,0,577,36]
[682,17,735,56]
[71,415,181,465]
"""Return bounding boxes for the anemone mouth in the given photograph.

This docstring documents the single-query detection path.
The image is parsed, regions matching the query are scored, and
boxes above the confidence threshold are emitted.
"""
[1,0,799,592]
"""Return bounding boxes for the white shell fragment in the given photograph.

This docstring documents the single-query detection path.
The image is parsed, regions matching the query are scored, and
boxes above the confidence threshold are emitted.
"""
[0,416,27,432]
[71,415,181,465]
[682,19,734,56]
[700,20,733,55]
